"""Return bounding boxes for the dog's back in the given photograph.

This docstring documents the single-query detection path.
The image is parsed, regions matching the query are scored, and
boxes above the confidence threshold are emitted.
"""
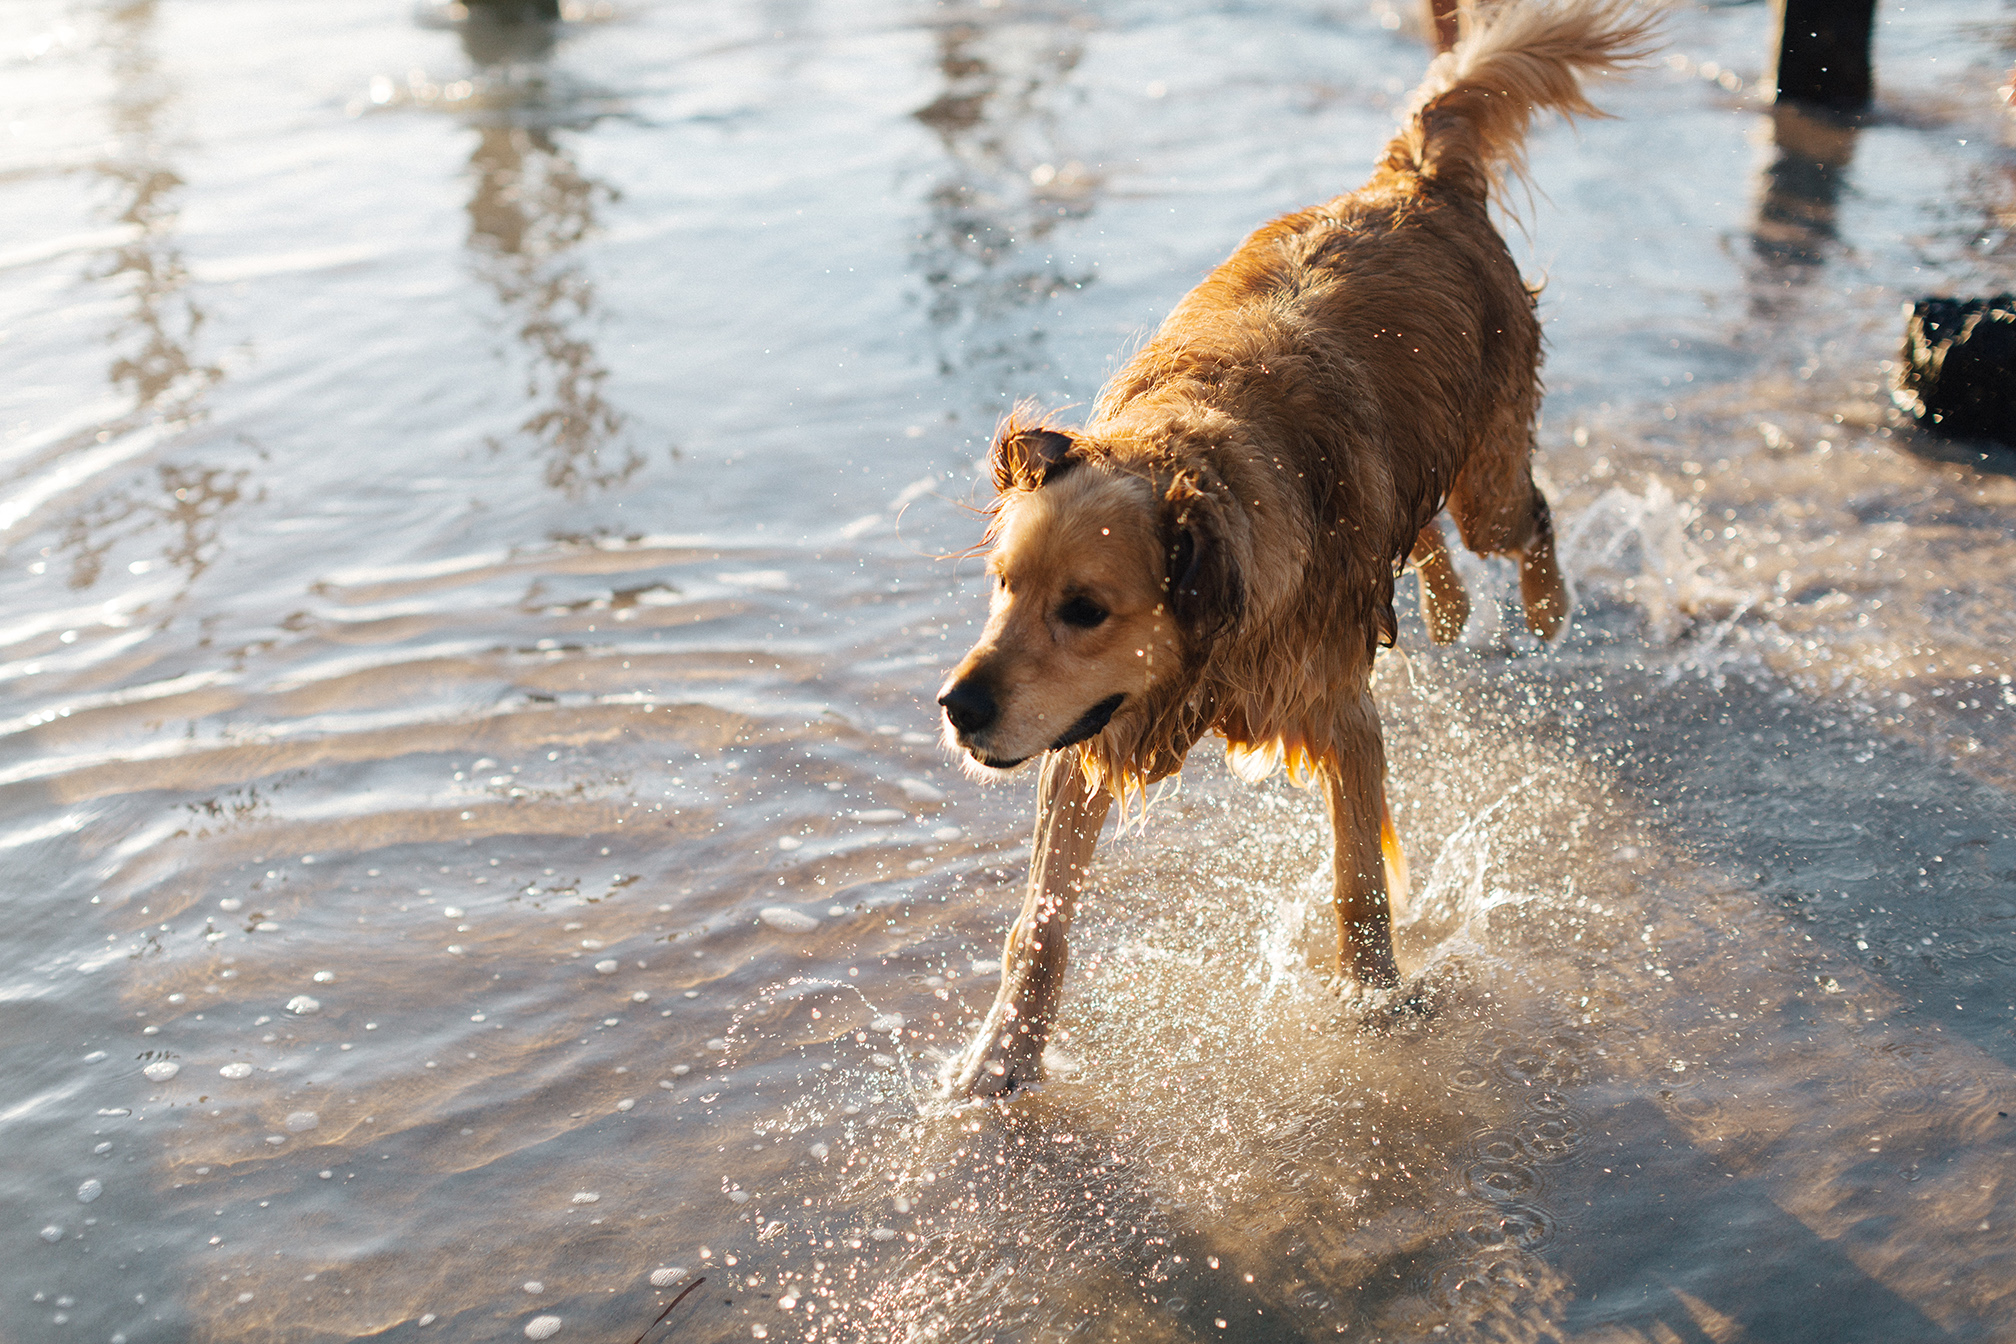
[1077,0,1655,790]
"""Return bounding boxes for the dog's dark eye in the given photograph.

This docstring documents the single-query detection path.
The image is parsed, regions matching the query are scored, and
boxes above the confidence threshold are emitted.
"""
[1057,596,1108,629]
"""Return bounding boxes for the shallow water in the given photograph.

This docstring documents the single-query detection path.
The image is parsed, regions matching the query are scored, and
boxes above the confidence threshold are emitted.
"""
[4,0,2016,1340]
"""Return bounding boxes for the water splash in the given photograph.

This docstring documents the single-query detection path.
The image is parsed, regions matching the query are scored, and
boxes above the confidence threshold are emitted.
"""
[1558,478,1752,648]
[1401,783,1540,934]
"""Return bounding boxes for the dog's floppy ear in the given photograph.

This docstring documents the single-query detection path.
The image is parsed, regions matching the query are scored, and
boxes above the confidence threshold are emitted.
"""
[1162,478,1244,649]
[990,416,1080,492]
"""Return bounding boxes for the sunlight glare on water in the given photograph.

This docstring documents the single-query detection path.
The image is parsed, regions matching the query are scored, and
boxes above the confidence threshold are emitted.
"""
[2,0,2014,1341]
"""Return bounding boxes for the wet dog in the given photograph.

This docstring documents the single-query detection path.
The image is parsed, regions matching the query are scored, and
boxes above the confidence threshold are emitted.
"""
[937,0,1655,1097]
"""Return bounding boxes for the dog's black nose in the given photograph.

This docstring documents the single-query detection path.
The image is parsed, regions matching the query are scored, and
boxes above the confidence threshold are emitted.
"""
[938,679,999,737]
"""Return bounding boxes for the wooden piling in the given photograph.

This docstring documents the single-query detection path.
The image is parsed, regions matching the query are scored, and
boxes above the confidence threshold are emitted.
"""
[1771,0,1876,110]
[467,0,561,20]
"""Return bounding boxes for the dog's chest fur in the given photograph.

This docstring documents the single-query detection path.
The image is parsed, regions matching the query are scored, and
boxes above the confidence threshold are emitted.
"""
[1082,175,1542,781]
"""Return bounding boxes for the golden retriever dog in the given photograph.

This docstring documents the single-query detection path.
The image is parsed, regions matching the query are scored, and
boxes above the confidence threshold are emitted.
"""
[936,0,1655,1097]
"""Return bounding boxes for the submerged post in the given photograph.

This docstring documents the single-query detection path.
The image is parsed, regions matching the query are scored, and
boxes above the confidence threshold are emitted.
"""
[1771,0,1877,110]
[467,0,561,19]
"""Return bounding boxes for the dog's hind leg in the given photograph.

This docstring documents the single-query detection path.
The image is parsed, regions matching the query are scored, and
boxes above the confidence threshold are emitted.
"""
[1409,520,1470,645]
[1449,461,1569,643]
[1317,697,1401,990]
[1514,490,1567,642]
[942,749,1112,1098]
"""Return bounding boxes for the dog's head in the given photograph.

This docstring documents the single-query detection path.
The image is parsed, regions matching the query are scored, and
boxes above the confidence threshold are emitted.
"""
[937,417,1244,774]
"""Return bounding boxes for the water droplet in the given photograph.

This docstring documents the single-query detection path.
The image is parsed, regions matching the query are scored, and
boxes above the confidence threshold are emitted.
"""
[142,1061,180,1082]
[255,921,281,933]
[869,1013,904,1033]
[76,1179,103,1203]
[83,1051,106,1063]
[728,1190,751,1204]
[523,1281,545,1294]
[167,993,187,1005]
[808,1142,829,1160]
[524,1315,562,1339]
[854,809,905,824]
[312,971,335,984]
[286,996,321,1015]
[758,907,819,933]
[630,991,649,1003]
[594,960,619,974]
[616,1099,635,1112]
[898,778,945,802]
[671,1065,691,1076]
[705,1039,728,1052]
[870,1227,896,1241]
[419,1313,436,1326]
[39,1226,62,1243]
[649,1267,686,1287]
[286,1111,319,1133]
[218,899,243,912]
[219,1063,252,1079]
[442,908,464,919]
[932,826,962,841]
[571,1191,600,1204]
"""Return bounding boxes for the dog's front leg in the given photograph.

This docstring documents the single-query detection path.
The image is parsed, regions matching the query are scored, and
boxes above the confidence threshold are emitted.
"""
[942,749,1112,1098]
[1318,698,1401,990]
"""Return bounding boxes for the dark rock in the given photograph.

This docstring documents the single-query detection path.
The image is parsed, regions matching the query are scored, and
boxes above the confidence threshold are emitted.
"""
[1894,296,2016,447]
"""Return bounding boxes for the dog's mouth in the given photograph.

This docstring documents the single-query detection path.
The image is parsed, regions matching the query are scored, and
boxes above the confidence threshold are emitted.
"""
[951,693,1126,770]
[1047,693,1125,752]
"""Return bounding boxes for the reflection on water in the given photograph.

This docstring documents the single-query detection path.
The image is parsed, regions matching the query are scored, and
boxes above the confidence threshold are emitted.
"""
[57,461,251,591]
[52,0,237,597]
[466,122,643,495]
[92,0,221,422]
[449,3,647,496]
[912,12,1098,391]
[1749,102,1861,282]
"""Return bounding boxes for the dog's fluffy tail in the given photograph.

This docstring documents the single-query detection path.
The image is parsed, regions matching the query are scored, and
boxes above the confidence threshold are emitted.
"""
[1382,0,1659,202]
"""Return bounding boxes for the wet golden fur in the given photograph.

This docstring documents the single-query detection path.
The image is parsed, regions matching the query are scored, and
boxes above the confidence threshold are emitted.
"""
[937,0,1659,1096]
[947,1,1656,810]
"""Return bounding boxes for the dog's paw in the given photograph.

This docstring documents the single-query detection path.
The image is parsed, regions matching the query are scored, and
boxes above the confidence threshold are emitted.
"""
[939,1029,1045,1100]
[1337,975,1436,1030]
